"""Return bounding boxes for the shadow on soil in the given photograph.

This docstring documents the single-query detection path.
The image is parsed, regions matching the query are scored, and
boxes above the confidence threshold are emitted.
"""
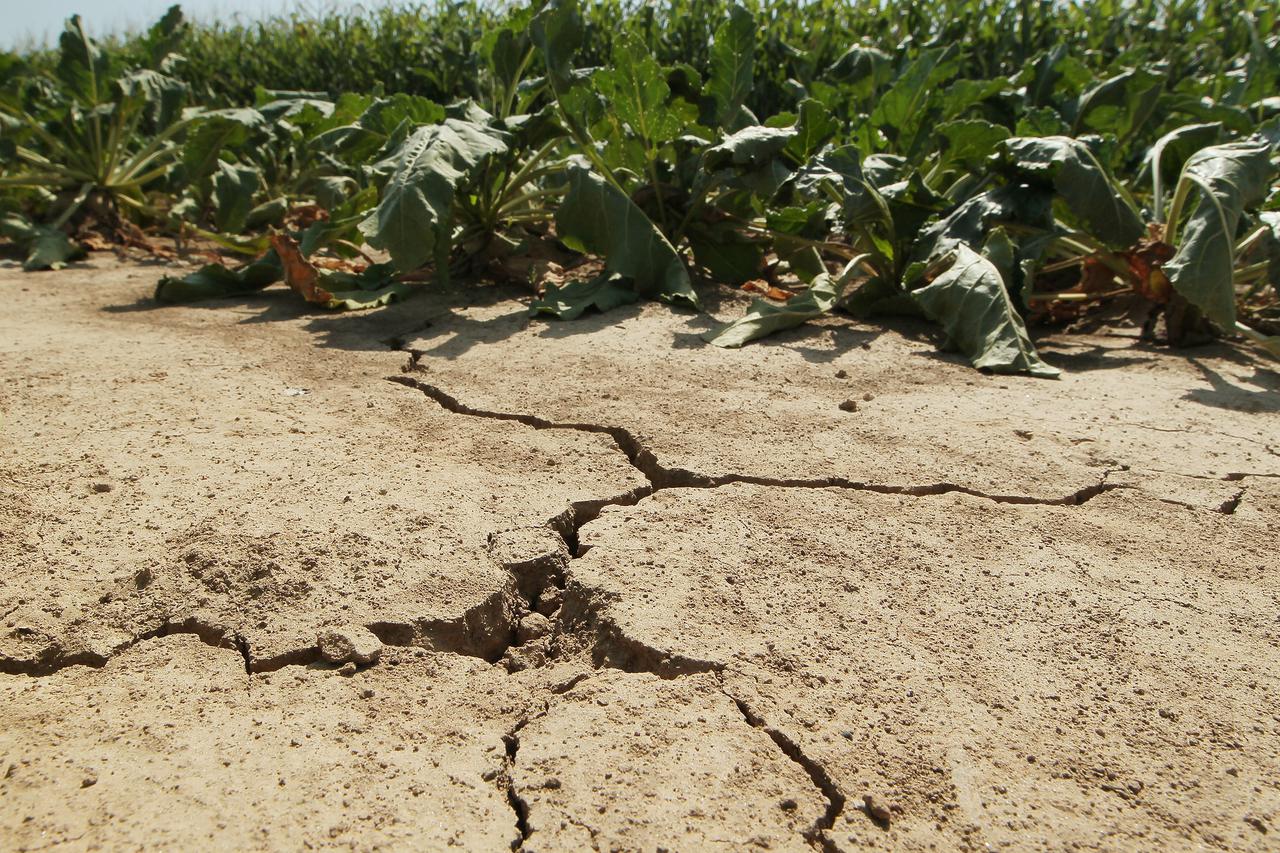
[101,275,1276,399]
[1185,359,1280,413]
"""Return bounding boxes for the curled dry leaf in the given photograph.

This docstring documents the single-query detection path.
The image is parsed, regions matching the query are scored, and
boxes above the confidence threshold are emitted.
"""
[269,233,334,305]
[311,256,367,273]
[741,280,794,301]
[1126,239,1175,303]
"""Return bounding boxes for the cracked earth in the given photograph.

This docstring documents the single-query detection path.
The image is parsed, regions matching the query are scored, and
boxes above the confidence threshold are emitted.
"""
[1,258,1278,851]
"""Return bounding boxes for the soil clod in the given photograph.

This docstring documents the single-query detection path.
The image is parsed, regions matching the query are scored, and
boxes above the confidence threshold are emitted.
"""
[317,626,383,666]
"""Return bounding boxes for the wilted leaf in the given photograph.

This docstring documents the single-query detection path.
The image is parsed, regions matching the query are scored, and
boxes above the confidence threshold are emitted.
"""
[704,256,867,347]
[530,273,640,320]
[321,284,411,310]
[211,161,261,233]
[1000,135,1145,248]
[687,227,764,283]
[1145,123,1224,183]
[0,214,87,271]
[115,68,188,129]
[912,243,1059,377]
[270,233,332,303]
[154,253,282,303]
[907,184,1054,283]
[182,109,267,184]
[552,160,699,309]
[1164,138,1276,329]
[270,235,411,310]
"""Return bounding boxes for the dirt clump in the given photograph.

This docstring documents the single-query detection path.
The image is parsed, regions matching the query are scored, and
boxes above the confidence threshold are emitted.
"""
[316,625,383,665]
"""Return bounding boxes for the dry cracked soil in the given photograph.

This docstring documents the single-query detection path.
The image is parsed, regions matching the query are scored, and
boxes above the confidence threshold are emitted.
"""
[1,257,1278,852]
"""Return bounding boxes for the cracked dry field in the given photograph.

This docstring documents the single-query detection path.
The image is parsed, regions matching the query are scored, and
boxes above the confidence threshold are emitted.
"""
[1,259,1278,852]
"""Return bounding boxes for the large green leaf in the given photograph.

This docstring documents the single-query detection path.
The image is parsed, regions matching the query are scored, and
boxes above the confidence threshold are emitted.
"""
[530,0,583,92]
[0,214,87,271]
[211,161,261,233]
[530,274,641,320]
[482,5,536,99]
[936,119,1010,168]
[548,160,698,310]
[359,118,509,272]
[55,15,112,104]
[828,44,892,98]
[1164,138,1276,329]
[1072,68,1163,141]
[1015,107,1071,137]
[137,4,187,68]
[705,125,796,169]
[785,145,888,236]
[686,225,764,284]
[784,99,838,162]
[867,46,958,157]
[115,68,188,130]
[181,109,267,185]
[703,257,866,348]
[708,4,754,130]
[1000,135,1144,248]
[911,243,1059,378]
[154,254,282,303]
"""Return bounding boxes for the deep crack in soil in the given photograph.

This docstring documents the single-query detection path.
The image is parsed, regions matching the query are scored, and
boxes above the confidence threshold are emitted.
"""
[0,616,246,677]
[731,694,848,852]
[503,718,533,851]
[388,373,1124,507]
[7,262,1278,852]
[4,349,1260,694]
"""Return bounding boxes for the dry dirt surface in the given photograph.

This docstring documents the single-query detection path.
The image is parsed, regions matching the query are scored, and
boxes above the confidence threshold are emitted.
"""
[1,257,1278,852]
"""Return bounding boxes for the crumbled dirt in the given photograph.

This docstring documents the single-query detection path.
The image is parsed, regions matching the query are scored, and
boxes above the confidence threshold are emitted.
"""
[1,259,1278,850]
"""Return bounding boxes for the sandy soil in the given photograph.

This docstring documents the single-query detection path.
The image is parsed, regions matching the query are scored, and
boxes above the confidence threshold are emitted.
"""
[1,258,1277,851]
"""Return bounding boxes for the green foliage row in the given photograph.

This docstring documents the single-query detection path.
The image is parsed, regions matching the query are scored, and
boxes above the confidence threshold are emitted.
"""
[2,0,1278,373]
[43,0,1276,119]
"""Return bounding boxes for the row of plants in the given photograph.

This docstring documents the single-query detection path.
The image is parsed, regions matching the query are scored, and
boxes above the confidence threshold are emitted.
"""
[2,1,1277,374]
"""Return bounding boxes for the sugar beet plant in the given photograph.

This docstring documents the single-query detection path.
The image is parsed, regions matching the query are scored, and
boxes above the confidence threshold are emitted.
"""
[2,1,1278,373]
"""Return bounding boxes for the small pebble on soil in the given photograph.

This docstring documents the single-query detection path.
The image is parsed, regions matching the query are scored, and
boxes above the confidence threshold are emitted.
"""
[536,587,562,616]
[863,793,893,823]
[518,612,553,644]
[317,625,383,665]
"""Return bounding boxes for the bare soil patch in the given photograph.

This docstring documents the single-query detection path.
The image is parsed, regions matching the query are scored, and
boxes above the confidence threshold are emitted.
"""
[1,260,1277,851]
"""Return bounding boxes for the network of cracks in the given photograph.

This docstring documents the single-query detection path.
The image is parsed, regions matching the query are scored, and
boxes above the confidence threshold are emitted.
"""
[4,344,1275,852]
